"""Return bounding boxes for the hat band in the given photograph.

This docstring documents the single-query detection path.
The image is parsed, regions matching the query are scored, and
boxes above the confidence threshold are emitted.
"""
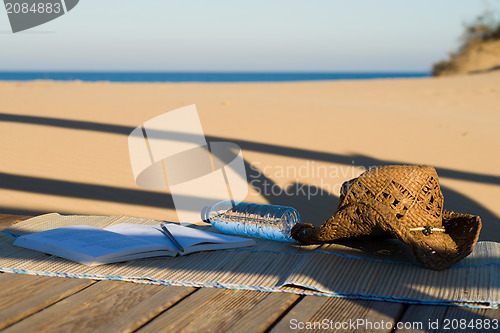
[409,226,445,236]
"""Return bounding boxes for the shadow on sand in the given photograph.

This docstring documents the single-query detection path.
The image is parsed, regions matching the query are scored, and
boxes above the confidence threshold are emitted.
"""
[0,112,498,240]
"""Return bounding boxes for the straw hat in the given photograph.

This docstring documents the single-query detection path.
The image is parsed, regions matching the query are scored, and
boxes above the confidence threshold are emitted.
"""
[291,165,481,270]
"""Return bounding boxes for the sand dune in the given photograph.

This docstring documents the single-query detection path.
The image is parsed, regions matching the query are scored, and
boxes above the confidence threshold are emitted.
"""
[435,40,500,76]
[0,71,499,241]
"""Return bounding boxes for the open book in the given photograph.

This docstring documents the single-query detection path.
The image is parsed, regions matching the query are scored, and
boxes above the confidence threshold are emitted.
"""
[13,223,256,266]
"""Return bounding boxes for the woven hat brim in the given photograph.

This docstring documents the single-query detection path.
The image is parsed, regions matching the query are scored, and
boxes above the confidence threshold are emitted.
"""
[290,209,481,270]
[331,197,481,270]
[375,208,482,270]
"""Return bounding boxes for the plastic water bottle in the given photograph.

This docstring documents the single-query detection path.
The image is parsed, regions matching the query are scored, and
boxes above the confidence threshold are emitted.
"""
[202,200,300,242]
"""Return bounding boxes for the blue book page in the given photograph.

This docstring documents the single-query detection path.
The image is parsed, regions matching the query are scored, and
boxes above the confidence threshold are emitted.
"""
[106,223,256,254]
[164,223,256,251]
[104,223,176,248]
[13,225,174,264]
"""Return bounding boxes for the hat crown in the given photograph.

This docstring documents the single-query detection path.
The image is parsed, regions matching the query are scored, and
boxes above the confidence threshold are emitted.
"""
[340,165,444,228]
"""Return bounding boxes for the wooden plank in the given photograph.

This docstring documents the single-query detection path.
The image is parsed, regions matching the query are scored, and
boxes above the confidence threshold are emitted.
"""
[2,280,194,333]
[92,285,196,333]
[395,304,500,332]
[138,288,299,333]
[225,292,300,333]
[392,304,447,332]
[0,273,80,311]
[270,295,329,333]
[0,274,94,330]
[136,288,231,333]
[271,297,404,333]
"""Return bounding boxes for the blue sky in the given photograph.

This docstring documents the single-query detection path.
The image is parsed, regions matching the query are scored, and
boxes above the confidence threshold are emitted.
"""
[1,0,499,72]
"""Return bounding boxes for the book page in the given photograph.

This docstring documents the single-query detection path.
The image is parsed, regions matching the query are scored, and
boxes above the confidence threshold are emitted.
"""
[15,225,167,259]
[165,223,255,249]
[104,223,176,249]
[105,223,255,254]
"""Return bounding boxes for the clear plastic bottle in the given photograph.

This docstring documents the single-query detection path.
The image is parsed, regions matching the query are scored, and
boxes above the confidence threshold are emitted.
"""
[202,200,300,242]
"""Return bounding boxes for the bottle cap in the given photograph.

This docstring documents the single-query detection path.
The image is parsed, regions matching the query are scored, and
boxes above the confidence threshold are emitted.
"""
[200,205,211,223]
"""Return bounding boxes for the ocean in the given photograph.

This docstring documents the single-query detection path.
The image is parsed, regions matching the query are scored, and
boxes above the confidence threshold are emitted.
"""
[0,72,430,83]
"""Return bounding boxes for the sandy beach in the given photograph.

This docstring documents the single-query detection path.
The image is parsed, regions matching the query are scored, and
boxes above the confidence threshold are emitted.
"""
[0,72,499,241]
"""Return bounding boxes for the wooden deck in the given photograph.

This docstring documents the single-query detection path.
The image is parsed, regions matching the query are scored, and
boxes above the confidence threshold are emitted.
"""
[0,214,498,332]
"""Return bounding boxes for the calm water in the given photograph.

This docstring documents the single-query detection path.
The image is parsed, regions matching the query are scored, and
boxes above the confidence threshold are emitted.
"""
[0,72,430,82]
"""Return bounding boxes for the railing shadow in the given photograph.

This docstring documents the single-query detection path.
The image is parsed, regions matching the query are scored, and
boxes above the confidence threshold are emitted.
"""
[1,112,498,240]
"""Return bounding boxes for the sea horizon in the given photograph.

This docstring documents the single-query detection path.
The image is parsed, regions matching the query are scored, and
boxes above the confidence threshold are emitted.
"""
[0,71,431,83]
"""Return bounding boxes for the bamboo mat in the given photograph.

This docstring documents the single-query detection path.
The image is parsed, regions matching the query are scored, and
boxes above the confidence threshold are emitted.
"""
[0,213,498,308]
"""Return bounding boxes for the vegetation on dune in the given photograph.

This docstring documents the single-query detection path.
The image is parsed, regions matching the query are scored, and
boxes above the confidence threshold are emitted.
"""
[432,10,500,76]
